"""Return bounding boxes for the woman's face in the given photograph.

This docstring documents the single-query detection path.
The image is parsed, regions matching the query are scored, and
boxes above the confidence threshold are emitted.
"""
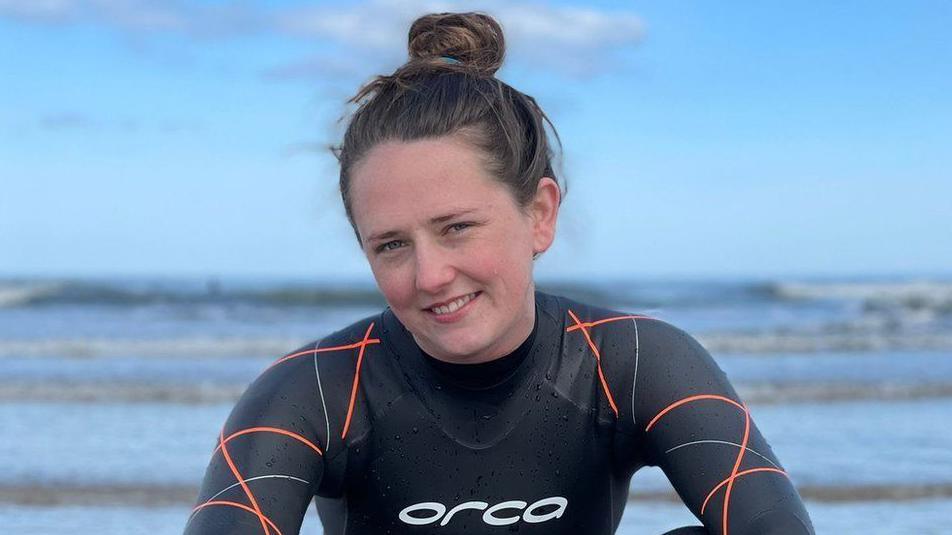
[349,136,558,364]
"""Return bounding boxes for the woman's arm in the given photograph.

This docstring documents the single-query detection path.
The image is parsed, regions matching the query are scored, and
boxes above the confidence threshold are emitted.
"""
[630,319,814,535]
[183,343,327,535]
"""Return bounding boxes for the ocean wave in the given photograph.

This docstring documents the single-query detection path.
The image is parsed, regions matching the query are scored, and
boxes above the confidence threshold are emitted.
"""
[2,482,949,507]
[737,382,952,404]
[4,380,950,404]
[0,282,65,307]
[5,277,952,319]
[0,279,387,309]
[0,279,638,312]
[628,483,952,504]
[0,279,636,309]
[772,279,952,301]
[770,280,952,313]
[0,382,246,404]
[3,326,951,360]
[699,330,952,353]
[0,337,304,358]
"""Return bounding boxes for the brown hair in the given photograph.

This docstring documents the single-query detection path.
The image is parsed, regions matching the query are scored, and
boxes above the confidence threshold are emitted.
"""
[332,11,564,243]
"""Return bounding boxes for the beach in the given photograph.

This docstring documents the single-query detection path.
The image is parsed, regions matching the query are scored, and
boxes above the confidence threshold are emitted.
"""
[2,276,950,533]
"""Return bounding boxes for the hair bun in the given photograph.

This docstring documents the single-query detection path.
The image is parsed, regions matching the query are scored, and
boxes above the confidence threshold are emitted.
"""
[408,12,505,76]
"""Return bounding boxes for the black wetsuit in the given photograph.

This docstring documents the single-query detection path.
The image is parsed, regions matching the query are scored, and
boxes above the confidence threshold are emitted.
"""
[185,291,814,534]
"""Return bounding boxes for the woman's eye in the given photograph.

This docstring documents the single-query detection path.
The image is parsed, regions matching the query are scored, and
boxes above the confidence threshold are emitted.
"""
[376,240,405,253]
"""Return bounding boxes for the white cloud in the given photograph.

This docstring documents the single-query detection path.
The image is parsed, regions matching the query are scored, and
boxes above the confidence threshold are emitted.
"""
[273,0,642,55]
[272,0,453,50]
[268,0,643,80]
[499,4,643,48]
[0,0,79,22]
[0,0,256,34]
[1,0,643,78]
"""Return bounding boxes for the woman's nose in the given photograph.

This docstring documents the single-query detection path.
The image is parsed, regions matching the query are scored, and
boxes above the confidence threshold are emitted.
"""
[413,243,455,293]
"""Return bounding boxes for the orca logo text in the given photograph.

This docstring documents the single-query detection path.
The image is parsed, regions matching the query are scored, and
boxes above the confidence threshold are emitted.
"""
[398,496,568,527]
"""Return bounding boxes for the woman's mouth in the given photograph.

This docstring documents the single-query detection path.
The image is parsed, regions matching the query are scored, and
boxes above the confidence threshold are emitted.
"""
[426,292,480,322]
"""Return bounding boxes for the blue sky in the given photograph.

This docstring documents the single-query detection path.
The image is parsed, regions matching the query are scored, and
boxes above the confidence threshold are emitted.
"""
[2,0,950,280]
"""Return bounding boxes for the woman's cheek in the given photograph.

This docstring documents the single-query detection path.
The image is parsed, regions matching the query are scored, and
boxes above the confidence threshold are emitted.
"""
[375,261,413,307]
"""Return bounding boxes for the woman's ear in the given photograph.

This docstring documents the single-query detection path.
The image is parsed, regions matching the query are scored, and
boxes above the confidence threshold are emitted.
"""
[530,177,560,257]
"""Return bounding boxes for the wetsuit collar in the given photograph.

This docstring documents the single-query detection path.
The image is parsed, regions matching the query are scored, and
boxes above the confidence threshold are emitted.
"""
[420,302,539,389]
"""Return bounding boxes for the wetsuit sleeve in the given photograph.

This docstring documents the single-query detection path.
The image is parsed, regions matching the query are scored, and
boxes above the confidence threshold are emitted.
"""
[184,344,326,535]
[630,319,814,535]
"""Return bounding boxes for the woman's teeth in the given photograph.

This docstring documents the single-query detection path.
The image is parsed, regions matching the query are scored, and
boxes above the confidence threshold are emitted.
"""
[431,293,477,315]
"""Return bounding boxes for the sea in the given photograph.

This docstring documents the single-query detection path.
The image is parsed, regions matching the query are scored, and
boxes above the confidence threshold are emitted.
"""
[1,276,950,534]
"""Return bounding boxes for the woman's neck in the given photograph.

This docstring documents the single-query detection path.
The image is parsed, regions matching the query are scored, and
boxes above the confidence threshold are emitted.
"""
[421,305,538,389]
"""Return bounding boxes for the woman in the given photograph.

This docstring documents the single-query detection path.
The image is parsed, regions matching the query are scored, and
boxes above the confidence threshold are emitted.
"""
[185,12,813,535]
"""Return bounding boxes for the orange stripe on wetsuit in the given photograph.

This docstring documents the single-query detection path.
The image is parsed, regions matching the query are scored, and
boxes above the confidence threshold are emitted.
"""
[342,322,376,439]
[267,336,381,370]
[566,309,620,416]
[218,428,273,535]
[647,394,791,535]
[264,321,378,440]
[193,323,379,532]
[191,501,284,535]
[188,323,381,534]
[193,425,322,535]
[565,314,654,332]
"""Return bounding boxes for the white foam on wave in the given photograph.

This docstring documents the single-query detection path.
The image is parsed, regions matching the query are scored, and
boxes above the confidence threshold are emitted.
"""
[0,382,247,403]
[0,282,64,308]
[0,336,307,359]
[736,382,952,403]
[6,380,950,404]
[4,325,952,359]
[699,330,952,353]
[774,280,952,306]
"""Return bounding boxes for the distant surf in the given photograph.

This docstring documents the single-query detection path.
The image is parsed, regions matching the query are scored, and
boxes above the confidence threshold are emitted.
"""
[3,481,948,507]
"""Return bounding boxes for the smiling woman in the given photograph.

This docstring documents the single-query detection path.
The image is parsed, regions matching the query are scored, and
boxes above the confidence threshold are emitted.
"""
[184,11,814,535]
[350,136,559,365]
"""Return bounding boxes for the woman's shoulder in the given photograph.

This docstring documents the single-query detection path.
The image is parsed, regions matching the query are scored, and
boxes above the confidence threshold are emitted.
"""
[541,289,692,341]
[542,292,734,435]
[542,290,712,377]
[229,311,384,426]
[269,311,383,377]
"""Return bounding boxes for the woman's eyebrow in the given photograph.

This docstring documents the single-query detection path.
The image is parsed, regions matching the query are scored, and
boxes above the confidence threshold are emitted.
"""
[367,209,480,243]
[366,230,400,244]
[429,208,478,224]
